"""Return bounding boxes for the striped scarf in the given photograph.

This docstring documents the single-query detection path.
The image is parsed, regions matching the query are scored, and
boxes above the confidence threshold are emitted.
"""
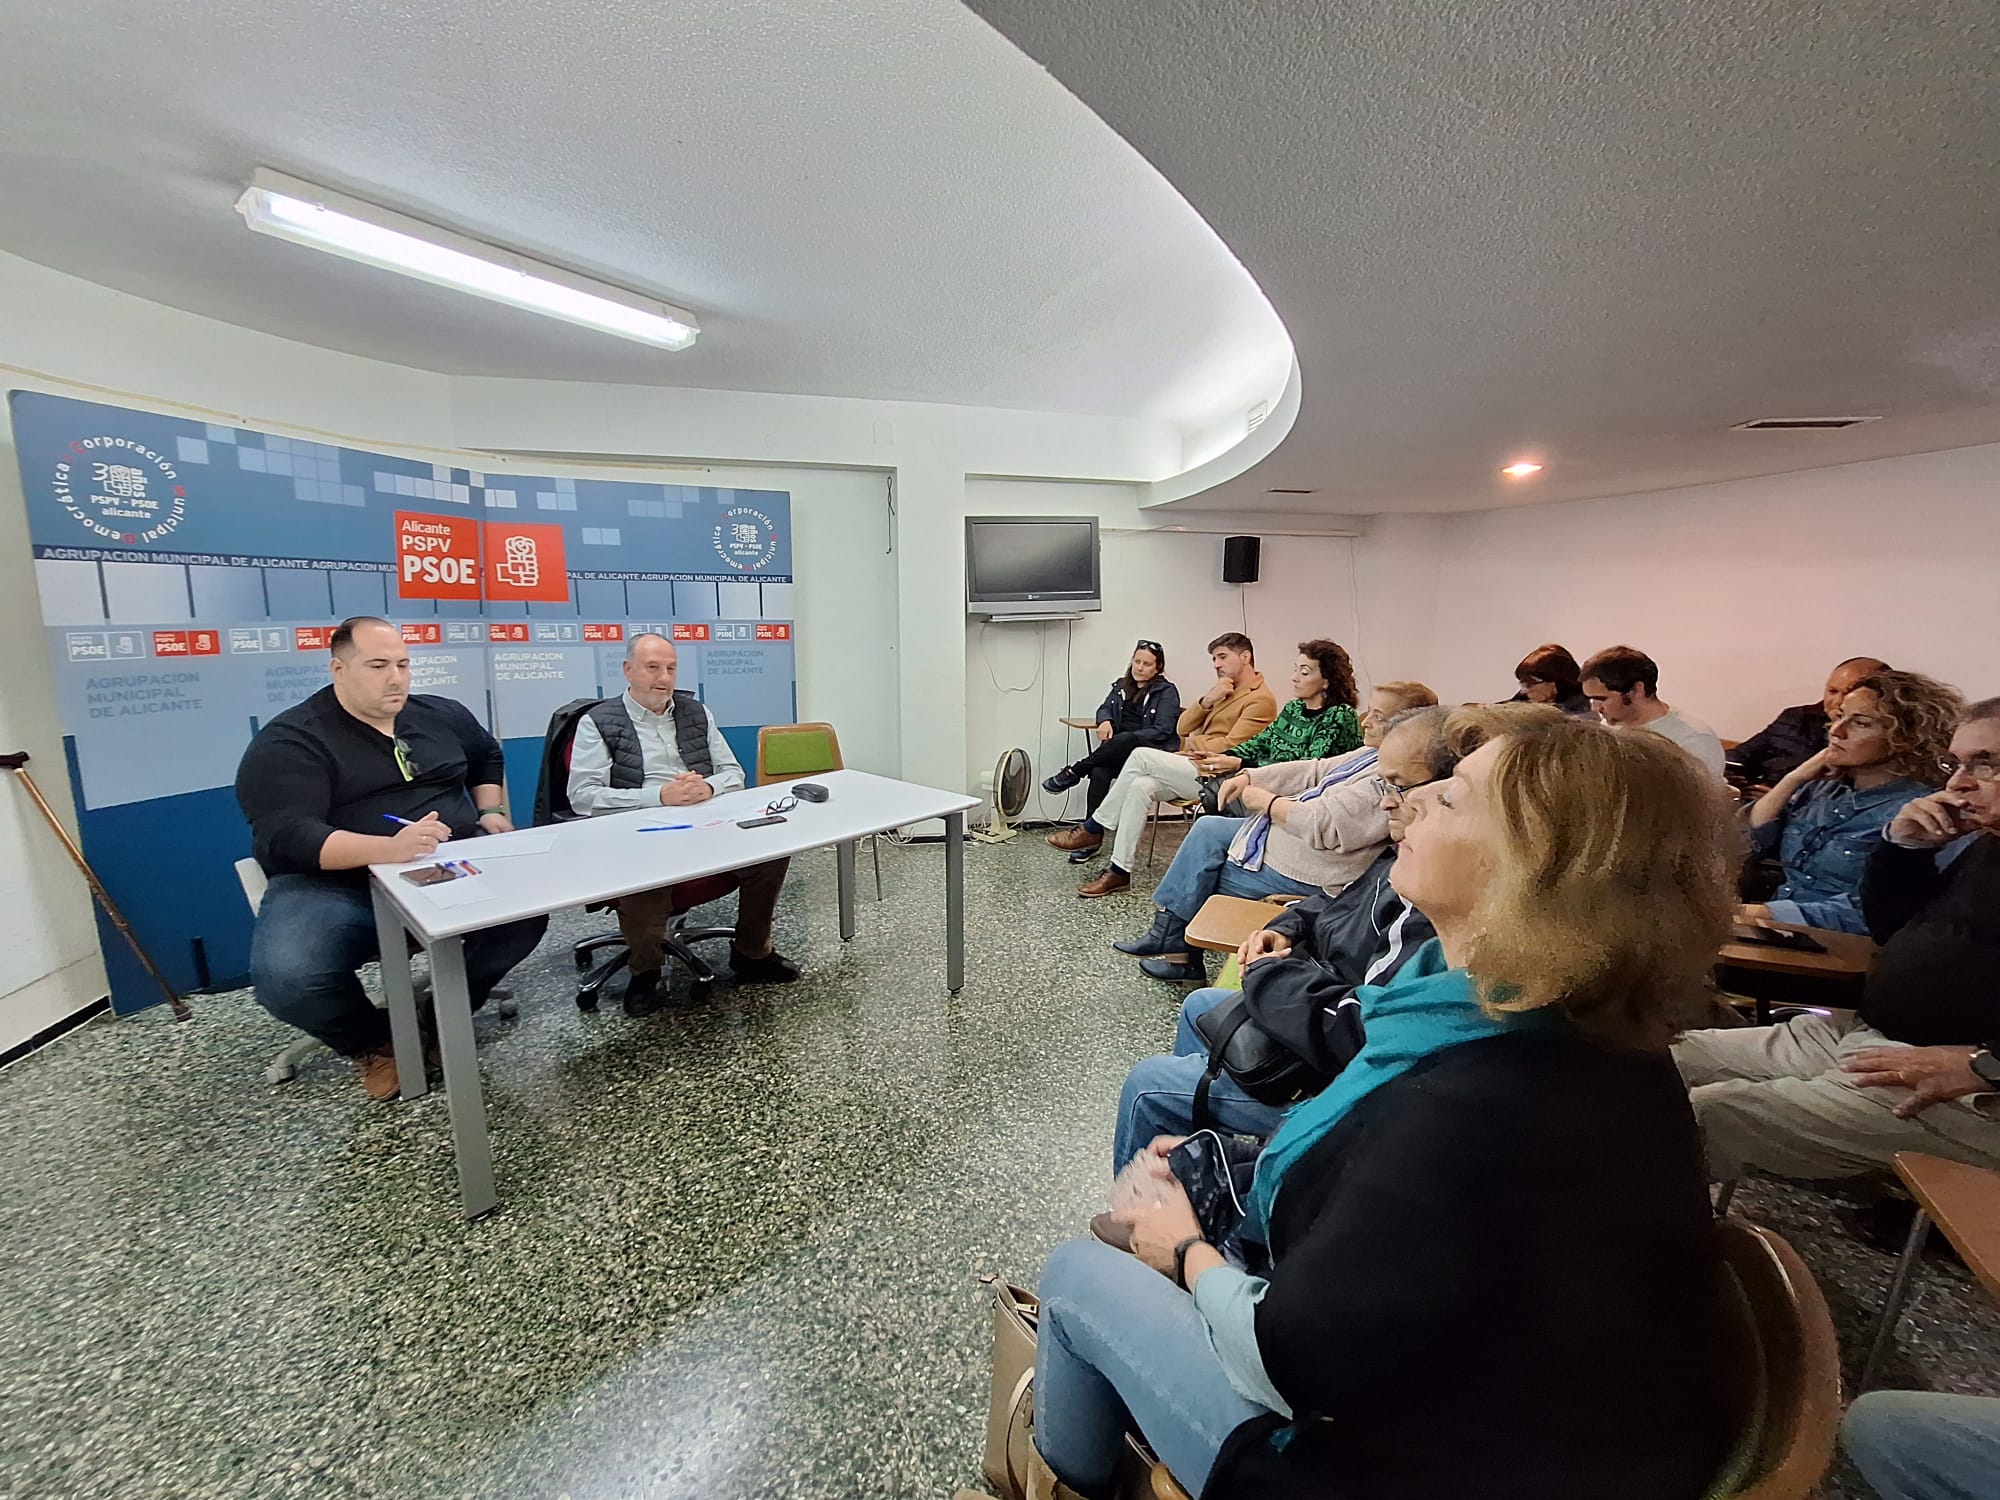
[1232,747,1378,873]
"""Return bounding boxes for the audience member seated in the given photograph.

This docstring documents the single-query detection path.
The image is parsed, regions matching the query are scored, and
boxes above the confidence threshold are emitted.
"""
[567,631,798,1014]
[1508,642,1592,716]
[1581,644,1726,776]
[234,616,548,1099]
[1677,696,2000,1183]
[1031,717,1737,1500]
[1058,636,1358,898]
[1041,639,1181,817]
[1728,655,1889,790]
[1048,633,1274,877]
[1843,1390,2000,1500]
[1737,670,1961,934]
[1111,680,1437,983]
[1181,638,1362,787]
[1109,703,1539,1162]
[1355,678,1440,738]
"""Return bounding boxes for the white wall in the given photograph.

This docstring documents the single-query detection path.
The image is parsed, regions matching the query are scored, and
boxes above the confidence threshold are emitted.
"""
[963,478,1369,822]
[0,253,460,1053]
[1390,444,2000,737]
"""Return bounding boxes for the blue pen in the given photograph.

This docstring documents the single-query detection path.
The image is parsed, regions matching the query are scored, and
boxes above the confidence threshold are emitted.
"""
[383,814,419,826]
[639,824,694,832]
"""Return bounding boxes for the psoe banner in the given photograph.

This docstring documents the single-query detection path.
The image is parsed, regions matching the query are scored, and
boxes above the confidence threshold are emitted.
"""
[9,390,795,1014]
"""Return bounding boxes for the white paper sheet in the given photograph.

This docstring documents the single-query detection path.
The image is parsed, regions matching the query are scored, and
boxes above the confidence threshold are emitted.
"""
[456,830,557,858]
[422,876,498,908]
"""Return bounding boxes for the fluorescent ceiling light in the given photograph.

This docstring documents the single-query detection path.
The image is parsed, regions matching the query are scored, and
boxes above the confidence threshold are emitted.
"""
[1500,460,1543,477]
[234,169,698,350]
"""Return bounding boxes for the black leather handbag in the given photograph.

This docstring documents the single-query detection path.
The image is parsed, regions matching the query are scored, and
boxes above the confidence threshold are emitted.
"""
[1190,956,1368,1126]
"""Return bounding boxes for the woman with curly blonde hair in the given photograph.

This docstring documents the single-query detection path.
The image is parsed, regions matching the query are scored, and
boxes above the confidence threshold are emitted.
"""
[1029,718,1737,1500]
[1740,669,1964,934]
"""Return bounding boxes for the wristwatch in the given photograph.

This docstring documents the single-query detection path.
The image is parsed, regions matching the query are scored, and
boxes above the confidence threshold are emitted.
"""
[1970,1048,2000,1089]
[1172,1235,1206,1291]
[477,805,508,818]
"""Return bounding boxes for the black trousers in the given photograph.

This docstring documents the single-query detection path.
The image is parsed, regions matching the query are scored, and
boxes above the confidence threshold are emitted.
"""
[1068,731,1150,816]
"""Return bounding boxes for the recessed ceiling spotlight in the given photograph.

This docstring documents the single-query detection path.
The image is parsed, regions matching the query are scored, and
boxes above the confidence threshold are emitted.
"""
[234,168,700,350]
[1500,461,1543,478]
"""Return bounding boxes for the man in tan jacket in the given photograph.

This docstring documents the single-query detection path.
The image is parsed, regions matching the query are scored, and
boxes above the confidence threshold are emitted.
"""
[1048,632,1278,894]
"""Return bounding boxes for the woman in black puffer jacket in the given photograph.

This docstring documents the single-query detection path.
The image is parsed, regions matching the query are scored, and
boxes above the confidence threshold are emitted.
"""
[1044,640,1181,817]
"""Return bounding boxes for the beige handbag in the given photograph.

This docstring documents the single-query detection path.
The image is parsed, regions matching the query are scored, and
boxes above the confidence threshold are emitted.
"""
[980,1276,1041,1500]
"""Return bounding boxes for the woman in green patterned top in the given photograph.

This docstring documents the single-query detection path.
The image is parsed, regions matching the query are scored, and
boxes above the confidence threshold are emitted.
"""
[1191,638,1361,775]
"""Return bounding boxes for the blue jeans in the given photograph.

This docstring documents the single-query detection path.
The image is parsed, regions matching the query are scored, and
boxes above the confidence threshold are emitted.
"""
[250,874,548,1056]
[1843,1390,2000,1500]
[1035,1238,1268,1497]
[1113,988,1285,1170]
[1151,816,1320,924]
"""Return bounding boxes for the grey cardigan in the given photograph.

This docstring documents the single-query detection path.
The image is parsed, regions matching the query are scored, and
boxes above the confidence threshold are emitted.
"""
[1228,747,1390,895]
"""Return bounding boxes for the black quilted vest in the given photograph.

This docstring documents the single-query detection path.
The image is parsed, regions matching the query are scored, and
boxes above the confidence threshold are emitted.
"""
[586,692,714,787]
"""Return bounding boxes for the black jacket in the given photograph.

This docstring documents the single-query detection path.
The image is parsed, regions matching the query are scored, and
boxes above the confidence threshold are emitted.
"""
[1859,834,2000,1048]
[1727,703,1829,785]
[1262,848,1435,983]
[1093,678,1181,748]
[1205,1030,1734,1500]
[235,687,502,885]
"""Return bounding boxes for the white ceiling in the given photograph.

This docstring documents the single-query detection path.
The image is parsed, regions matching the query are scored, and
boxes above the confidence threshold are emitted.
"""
[968,0,2000,512]
[0,0,1288,430]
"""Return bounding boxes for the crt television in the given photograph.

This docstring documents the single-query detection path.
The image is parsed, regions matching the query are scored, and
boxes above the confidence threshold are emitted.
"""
[965,515,1101,617]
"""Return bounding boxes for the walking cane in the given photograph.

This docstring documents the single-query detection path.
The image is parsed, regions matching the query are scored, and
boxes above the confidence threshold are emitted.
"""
[1,750,192,1021]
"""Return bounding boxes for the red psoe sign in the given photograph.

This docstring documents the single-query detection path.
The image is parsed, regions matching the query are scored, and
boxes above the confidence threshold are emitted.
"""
[395,511,482,600]
[483,521,570,604]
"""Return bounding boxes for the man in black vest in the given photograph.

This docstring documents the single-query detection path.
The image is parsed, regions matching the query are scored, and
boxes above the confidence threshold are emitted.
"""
[567,632,797,1012]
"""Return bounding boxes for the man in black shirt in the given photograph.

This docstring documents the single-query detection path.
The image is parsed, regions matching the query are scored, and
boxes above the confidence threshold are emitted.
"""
[235,617,547,1099]
[1726,655,1887,790]
[1677,696,2000,1180]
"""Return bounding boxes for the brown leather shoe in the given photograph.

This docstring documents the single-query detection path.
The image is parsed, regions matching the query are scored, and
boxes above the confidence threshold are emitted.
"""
[355,1048,400,1101]
[1077,866,1132,898]
[1089,1212,1136,1252]
[1047,825,1102,852]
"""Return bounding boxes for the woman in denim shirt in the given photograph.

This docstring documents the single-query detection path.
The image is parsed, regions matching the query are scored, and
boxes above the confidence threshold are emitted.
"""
[1741,671,1962,934]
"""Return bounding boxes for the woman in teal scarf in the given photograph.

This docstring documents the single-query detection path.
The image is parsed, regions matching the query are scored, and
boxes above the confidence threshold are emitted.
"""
[1025,717,1742,1500]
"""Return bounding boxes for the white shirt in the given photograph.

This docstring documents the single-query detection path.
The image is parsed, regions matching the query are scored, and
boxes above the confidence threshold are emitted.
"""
[1640,707,1726,779]
[566,689,746,815]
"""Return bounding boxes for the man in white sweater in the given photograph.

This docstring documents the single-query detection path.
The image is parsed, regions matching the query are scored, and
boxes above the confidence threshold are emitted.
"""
[1581,645,1726,777]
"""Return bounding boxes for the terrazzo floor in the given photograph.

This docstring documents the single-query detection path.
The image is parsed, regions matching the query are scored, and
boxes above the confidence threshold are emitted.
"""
[3,828,1997,1500]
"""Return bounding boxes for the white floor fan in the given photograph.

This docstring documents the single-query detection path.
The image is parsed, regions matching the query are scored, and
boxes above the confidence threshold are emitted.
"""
[972,746,1032,844]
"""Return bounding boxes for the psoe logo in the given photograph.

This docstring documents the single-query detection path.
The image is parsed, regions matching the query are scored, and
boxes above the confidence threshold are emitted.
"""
[52,436,187,544]
[712,505,780,572]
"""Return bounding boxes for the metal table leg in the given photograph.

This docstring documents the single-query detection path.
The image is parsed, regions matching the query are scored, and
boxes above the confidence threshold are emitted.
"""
[1860,1207,1933,1389]
[945,810,964,994]
[371,884,427,1101]
[429,935,497,1220]
[836,839,857,942]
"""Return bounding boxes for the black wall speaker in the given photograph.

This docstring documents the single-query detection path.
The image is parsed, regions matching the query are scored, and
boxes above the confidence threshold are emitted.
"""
[1222,535,1261,585]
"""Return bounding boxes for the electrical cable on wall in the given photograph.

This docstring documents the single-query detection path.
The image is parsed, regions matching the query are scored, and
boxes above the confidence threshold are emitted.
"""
[1344,536,1373,690]
[978,620,1042,693]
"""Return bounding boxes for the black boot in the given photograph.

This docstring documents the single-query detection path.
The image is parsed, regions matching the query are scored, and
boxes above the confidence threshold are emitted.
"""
[1114,909,1188,957]
[623,967,665,1017]
[1140,952,1208,984]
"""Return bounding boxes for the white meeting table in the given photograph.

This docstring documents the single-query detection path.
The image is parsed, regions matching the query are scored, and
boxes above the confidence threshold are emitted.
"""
[368,768,980,1219]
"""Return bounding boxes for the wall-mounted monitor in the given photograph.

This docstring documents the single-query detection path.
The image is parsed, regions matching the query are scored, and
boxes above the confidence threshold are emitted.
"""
[965,515,1101,617]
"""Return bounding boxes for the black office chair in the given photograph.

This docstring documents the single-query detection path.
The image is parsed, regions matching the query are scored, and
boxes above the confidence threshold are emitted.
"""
[533,698,737,1008]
